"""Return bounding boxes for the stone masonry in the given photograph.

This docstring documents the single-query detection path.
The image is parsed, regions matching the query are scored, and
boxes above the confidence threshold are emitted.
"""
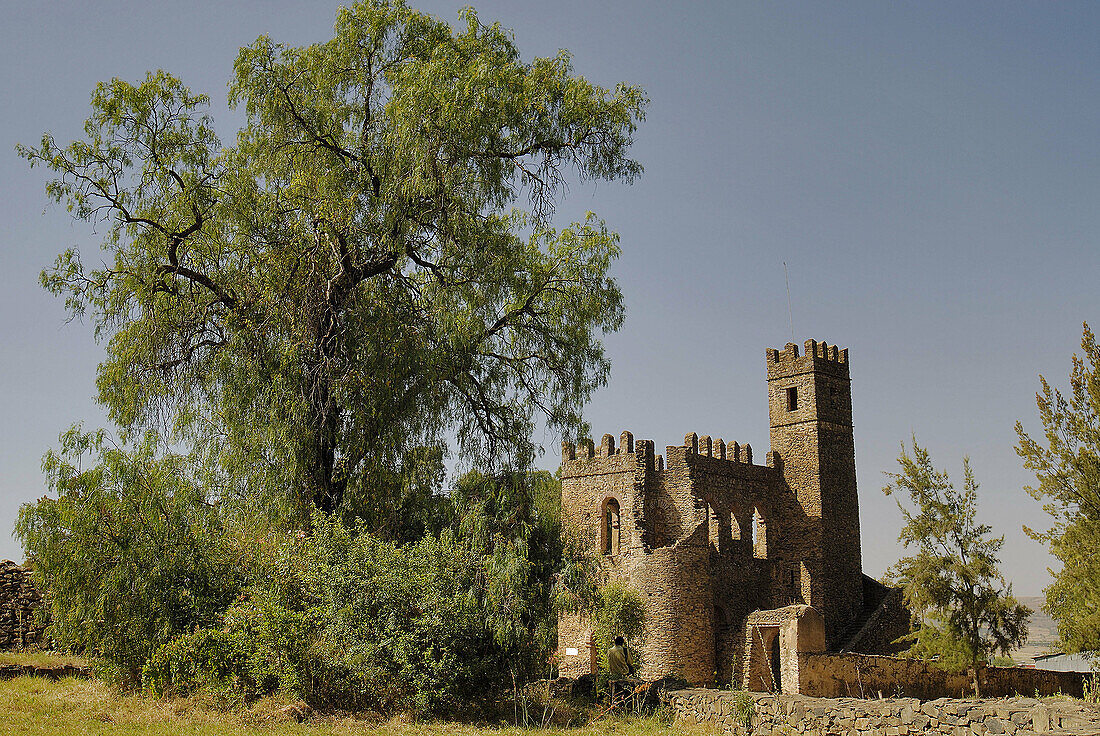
[557,340,911,687]
[0,560,47,650]
[665,689,1100,736]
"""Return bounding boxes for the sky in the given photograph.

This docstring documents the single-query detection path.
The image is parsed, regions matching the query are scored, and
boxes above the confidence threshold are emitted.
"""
[3,1,1099,596]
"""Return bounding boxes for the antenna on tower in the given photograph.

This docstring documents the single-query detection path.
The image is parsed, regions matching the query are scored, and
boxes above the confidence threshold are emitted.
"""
[784,261,794,342]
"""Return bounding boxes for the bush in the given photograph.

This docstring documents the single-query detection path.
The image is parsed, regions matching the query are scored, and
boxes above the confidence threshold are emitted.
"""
[16,428,244,689]
[178,513,548,716]
[591,582,647,672]
[289,516,521,714]
[142,592,306,701]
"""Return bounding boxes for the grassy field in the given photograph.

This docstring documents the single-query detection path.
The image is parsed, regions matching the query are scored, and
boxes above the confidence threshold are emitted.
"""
[0,675,718,736]
[0,650,87,668]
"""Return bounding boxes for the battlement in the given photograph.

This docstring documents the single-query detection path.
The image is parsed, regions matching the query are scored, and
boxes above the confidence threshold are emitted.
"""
[682,432,754,464]
[563,430,784,472]
[766,340,850,380]
[682,432,784,469]
[562,431,650,462]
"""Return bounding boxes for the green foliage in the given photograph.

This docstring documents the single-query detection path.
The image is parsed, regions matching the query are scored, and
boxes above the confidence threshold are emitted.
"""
[590,583,647,673]
[451,470,562,674]
[883,439,1030,670]
[16,3,648,712]
[1085,674,1100,703]
[142,589,307,701]
[1016,322,1100,654]
[732,690,756,732]
[15,427,244,690]
[266,513,543,715]
[18,0,646,521]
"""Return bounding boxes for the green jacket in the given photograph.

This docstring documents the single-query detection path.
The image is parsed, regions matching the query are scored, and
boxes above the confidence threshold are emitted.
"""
[608,644,633,677]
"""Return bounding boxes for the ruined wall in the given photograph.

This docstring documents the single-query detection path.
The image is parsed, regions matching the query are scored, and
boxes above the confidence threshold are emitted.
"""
[559,434,717,684]
[558,434,643,680]
[665,689,1100,736]
[799,652,1090,700]
[842,578,912,655]
[0,561,47,650]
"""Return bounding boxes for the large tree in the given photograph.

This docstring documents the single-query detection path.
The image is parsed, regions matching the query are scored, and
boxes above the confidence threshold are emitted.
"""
[1016,322,1100,655]
[19,0,646,520]
[883,440,1030,676]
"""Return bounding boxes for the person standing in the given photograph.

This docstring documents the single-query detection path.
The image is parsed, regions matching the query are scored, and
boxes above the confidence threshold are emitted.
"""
[607,635,634,677]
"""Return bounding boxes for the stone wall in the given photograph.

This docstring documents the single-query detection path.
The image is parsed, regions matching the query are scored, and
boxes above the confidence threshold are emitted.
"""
[664,689,1100,735]
[0,561,47,650]
[799,652,1089,700]
[841,576,912,655]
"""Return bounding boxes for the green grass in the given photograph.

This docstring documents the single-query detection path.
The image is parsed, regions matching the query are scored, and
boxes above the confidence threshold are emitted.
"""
[0,650,87,668]
[0,676,718,736]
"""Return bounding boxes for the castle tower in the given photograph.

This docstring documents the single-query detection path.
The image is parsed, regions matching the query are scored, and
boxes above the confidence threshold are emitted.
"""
[766,340,862,643]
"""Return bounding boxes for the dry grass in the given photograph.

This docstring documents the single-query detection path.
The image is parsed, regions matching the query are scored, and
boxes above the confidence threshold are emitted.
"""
[0,650,87,668]
[0,675,720,736]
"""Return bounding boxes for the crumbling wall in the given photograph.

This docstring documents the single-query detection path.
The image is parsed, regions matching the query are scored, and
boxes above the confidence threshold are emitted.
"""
[841,576,913,655]
[799,652,1089,700]
[664,689,1100,735]
[0,561,47,650]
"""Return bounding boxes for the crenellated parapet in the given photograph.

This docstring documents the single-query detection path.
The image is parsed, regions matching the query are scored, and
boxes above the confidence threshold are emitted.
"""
[682,432,758,465]
[560,431,657,480]
[766,339,849,381]
[562,430,646,461]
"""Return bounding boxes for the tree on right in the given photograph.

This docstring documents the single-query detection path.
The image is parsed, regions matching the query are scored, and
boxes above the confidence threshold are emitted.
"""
[1016,322,1100,656]
[883,439,1030,678]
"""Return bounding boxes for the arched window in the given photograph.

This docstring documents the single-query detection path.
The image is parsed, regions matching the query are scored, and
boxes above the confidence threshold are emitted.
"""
[603,498,621,555]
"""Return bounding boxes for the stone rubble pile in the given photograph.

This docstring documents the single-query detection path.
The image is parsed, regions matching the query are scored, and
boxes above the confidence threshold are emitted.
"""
[0,560,47,650]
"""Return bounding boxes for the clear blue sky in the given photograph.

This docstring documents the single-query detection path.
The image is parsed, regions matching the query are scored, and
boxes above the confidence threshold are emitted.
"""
[3,1,1099,595]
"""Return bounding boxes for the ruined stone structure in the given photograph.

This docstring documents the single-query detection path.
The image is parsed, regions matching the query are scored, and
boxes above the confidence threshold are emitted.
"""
[557,340,910,687]
[0,561,47,650]
[666,689,1100,735]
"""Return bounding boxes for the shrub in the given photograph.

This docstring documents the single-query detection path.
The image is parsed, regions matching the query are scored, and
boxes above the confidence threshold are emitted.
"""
[591,582,647,673]
[142,592,306,700]
[16,428,244,689]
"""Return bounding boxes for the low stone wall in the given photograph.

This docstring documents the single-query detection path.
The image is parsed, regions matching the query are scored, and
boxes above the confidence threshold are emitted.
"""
[0,561,47,650]
[664,689,1100,735]
[800,653,1088,700]
[0,664,89,680]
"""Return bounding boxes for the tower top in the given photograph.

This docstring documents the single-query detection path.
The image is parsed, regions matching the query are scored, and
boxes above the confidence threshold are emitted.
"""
[766,339,849,381]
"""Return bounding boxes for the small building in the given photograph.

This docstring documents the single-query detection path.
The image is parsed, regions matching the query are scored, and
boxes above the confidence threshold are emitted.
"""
[557,339,911,688]
[1029,652,1097,673]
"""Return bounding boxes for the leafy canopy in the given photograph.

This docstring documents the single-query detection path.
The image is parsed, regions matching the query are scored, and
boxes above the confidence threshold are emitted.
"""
[18,0,647,519]
[1016,322,1100,654]
[883,440,1029,671]
[15,427,245,689]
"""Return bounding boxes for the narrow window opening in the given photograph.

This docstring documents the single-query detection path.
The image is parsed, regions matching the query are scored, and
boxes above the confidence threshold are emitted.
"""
[752,507,768,559]
[603,498,621,555]
[785,386,798,411]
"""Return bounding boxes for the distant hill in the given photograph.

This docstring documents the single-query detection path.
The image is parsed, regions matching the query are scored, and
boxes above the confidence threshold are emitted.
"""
[1011,596,1062,665]
[1018,596,1059,645]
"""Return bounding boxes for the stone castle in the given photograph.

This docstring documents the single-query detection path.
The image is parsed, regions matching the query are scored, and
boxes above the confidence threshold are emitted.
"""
[557,339,911,688]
